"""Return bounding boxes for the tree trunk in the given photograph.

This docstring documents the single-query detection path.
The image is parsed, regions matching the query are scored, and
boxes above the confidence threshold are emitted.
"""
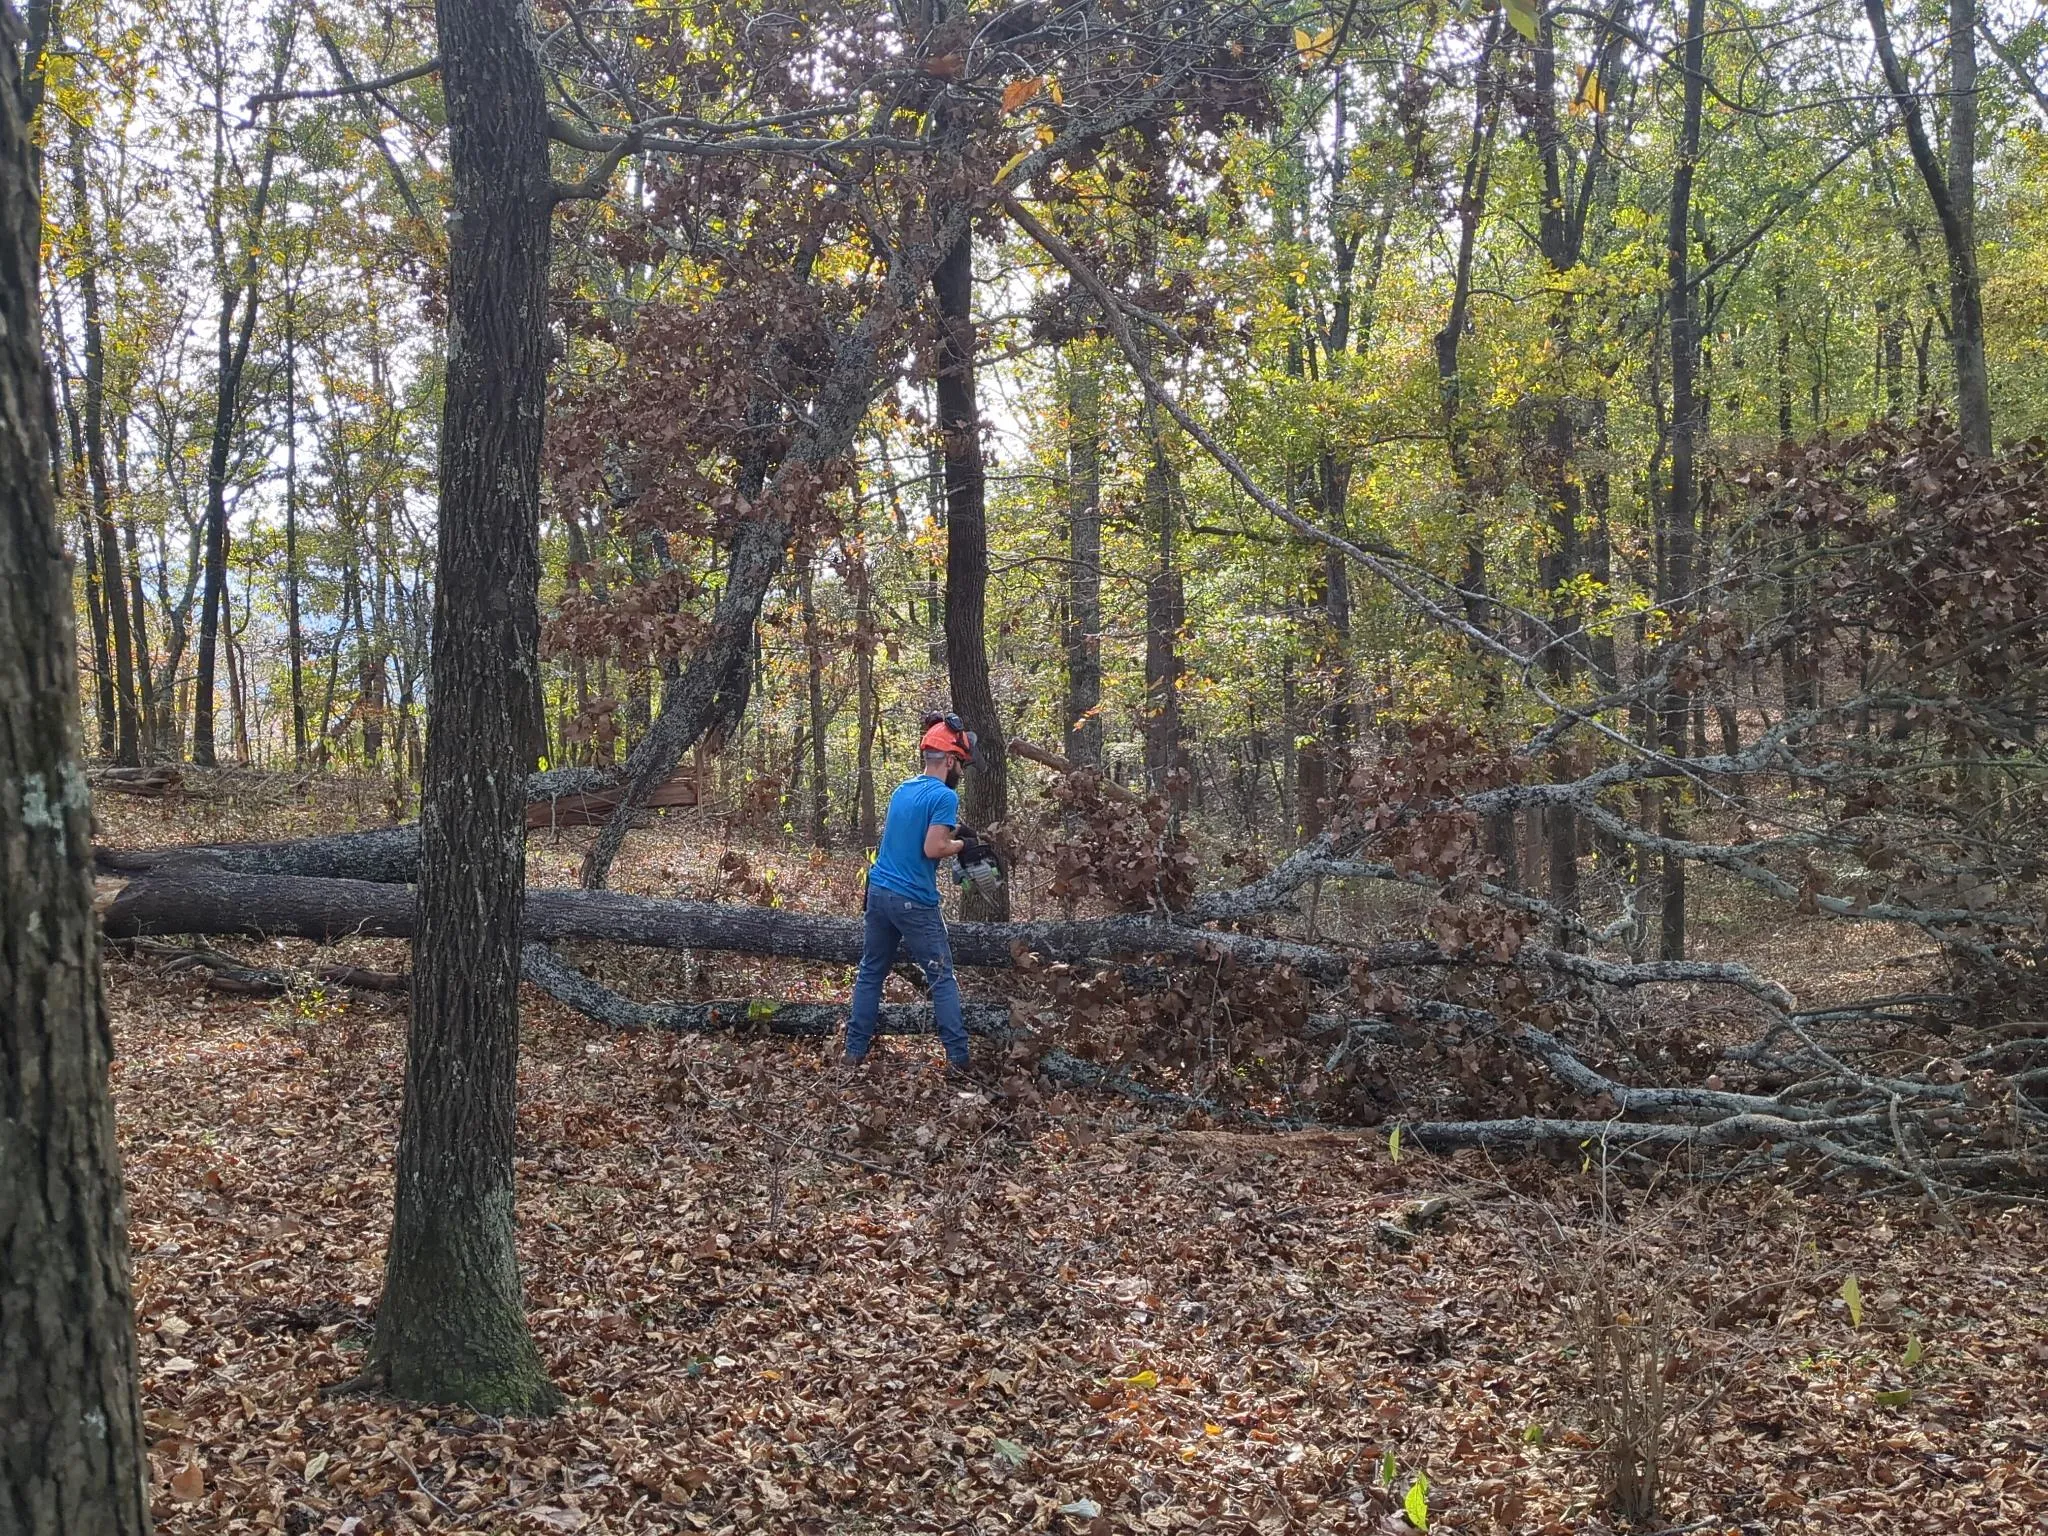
[851,533,878,847]
[1659,0,1709,963]
[1063,349,1103,772]
[68,133,139,766]
[0,20,152,1525]
[366,0,557,1416]
[77,504,115,757]
[1141,411,1186,806]
[103,869,1433,983]
[122,519,156,759]
[932,231,1008,917]
[284,286,306,765]
[1433,15,1508,878]
[1864,0,1990,456]
[193,37,290,766]
[799,557,829,846]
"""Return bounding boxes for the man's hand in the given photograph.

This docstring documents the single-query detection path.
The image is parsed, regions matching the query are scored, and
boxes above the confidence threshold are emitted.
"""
[957,825,999,871]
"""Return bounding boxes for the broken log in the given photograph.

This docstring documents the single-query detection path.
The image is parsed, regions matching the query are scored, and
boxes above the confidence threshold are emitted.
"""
[524,771,697,830]
[99,869,1441,979]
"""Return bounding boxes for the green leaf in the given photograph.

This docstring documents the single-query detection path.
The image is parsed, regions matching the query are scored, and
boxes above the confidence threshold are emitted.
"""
[747,998,778,1022]
[1903,1334,1924,1369]
[1378,1448,1398,1487]
[1504,0,1541,45]
[992,1438,1028,1468]
[1874,1388,1913,1407]
[1521,1422,1545,1445]
[1388,1125,1402,1163]
[1840,1273,1863,1329]
[1404,1471,1430,1530]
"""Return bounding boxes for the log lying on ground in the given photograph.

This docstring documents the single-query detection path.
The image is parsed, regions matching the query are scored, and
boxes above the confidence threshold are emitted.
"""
[94,766,641,883]
[520,943,1010,1037]
[100,869,1442,978]
[93,765,186,798]
[120,938,407,995]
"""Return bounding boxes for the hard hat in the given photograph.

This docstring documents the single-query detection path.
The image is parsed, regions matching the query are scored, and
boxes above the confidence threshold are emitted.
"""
[920,712,977,764]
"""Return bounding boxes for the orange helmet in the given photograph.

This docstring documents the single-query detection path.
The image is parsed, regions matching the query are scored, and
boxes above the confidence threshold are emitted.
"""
[919,712,977,764]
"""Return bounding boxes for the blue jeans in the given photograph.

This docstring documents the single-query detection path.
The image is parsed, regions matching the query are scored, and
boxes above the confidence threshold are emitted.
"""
[848,885,969,1066]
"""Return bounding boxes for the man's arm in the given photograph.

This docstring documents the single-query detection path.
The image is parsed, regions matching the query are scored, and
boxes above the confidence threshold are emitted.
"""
[924,822,965,860]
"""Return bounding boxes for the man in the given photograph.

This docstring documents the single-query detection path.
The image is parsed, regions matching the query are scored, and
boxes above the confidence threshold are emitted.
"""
[844,713,982,1075]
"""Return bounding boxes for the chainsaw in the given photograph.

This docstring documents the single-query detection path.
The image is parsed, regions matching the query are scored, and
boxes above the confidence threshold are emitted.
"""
[954,825,1004,896]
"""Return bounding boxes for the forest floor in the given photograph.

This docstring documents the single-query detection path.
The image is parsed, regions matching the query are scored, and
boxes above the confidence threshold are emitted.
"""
[99,779,2048,1535]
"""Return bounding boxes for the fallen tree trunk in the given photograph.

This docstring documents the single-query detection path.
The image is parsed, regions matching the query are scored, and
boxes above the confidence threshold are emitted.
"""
[99,869,1438,978]
[119,939,409,995]
[93,766,642,883]
[519,943,1009,1037]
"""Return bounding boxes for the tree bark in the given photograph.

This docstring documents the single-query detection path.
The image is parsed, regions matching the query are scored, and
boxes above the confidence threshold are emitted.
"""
[932,231,1009,917]
[1432,16,1508,877]
[0,16,152,1526]
[851,532,878,846]
[1864,0,1990,456]
[521,944,1010,1038]
[284,280,306,765]
[101,869,1438,983]
[366,0,557,1416]
[193,32,292,765]
[67,133,138,766]
[1063,349,1103,771]
[1659,0,1708,962]
[1141,410,1186,806]
[799,557,829,846]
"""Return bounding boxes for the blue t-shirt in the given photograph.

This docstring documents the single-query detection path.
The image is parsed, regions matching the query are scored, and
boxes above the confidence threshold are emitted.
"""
[868,774,960,906]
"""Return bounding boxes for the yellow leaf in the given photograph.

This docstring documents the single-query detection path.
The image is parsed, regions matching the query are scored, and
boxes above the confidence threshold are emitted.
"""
[1048,77,1064,105]
[1002,76,1044,113]
[1841,1273,1863,1329]
[1204,1422,1223,1436]
[1294,24,1337,69]
[1505,0,1541,45]
[1404,1471,1430,1530]
[1122,1368,1159,1389]
[994,148,1031,185]
[1388,1125,1402,1162]
[1576,66,1608,114]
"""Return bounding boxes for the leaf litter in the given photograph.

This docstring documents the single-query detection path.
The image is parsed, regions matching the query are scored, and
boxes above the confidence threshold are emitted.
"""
[99,795,2048,1533]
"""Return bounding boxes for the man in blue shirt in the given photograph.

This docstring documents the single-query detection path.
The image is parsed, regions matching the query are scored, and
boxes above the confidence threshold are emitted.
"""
[844,714,978,1074]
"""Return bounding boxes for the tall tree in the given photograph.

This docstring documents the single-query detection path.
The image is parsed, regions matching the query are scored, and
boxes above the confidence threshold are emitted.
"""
[192,12,293,765]
[933,229,1009,917]
[1658,0,1710,961]
[1063,348,1103,771]
[361,0,556,1412]
[67,129,139,764]
[0,6,152,1528]
[1864,0,1990,456]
